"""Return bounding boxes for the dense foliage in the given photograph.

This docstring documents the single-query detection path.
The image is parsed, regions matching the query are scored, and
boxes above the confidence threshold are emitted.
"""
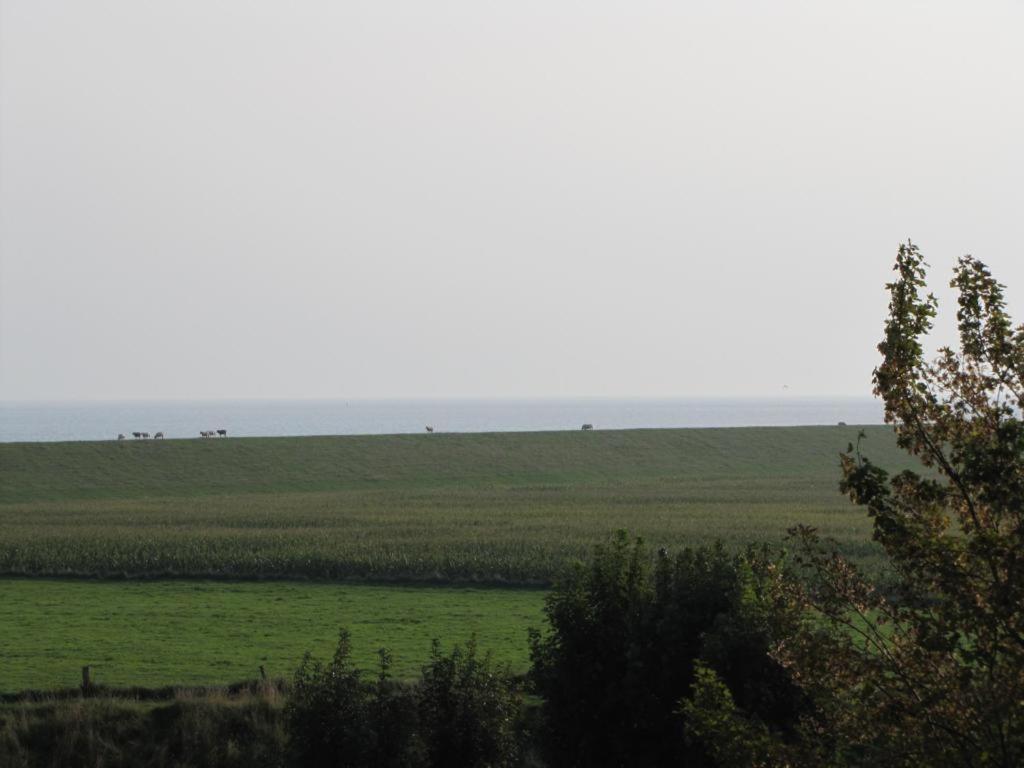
[690,243,1024,767]
[529,532,805,767]
[417,639,522,768]
[285,630,420,767]
[285,630,523,768]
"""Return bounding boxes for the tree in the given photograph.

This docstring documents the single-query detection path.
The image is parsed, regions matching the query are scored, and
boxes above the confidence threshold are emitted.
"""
[529,532,805,767]
[697,243,1024,766]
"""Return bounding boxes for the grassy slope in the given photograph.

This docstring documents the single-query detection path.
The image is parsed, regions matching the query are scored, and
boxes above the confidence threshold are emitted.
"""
[0,426,914,582]
[0,426,909,503]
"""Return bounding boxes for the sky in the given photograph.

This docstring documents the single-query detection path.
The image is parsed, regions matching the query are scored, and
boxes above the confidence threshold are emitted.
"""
[1,1,1022,401]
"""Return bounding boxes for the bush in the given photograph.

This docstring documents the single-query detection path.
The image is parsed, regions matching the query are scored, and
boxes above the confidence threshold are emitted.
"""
[284,629,420,768]
[529,532,803,767]
[285,630,523,768]
[417,638,522,768]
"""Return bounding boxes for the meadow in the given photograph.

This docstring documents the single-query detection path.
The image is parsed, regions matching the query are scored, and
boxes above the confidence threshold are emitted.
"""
[0,579,543,692]
[0,425,916,693]
[0,426,913,583]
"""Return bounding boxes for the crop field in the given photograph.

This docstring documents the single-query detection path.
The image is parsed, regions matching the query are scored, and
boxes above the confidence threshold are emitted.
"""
[0,426,918,692]
[0,579,545,693]
[0,426,915,583]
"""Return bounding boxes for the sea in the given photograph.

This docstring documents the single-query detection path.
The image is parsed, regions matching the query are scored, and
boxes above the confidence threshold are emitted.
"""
[0,398,886,443]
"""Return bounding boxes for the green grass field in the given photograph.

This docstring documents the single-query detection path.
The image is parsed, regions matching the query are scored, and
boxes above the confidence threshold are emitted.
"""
[0,579,545,693]
[0,426,913,583]
[0,425,918,692]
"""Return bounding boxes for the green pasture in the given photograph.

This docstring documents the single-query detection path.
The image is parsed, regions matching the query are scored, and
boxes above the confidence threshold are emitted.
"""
[0,579,545,693]
[0,426,914,582]
[0,426,918,693]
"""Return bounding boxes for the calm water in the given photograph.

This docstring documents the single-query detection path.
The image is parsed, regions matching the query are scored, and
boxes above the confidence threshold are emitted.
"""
[0,398,885,443]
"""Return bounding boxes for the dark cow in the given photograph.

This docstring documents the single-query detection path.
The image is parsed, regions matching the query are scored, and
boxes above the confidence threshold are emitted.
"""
[581,424,593,431]
[425,426,434,433]
[216,429,227,437]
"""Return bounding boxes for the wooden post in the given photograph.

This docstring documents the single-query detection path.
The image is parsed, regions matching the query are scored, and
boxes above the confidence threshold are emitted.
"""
[259,665,267,681]
[81,665,92,695]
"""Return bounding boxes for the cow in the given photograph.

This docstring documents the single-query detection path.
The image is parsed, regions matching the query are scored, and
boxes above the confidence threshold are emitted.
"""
[154,432,164,439]
[132,432,142,439]
[581,424,593,431]
[425,426,434,433]
[216,429,227,437]
[141,432,150,439]
[117,433,126,440]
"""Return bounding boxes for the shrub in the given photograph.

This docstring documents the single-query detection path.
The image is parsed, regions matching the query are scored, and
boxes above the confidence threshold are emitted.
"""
[417,638,522,768]
[528,532,803,767]
[284,629,420,768]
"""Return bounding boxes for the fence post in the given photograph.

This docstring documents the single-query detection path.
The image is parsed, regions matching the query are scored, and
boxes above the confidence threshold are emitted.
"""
[81,665,93,695]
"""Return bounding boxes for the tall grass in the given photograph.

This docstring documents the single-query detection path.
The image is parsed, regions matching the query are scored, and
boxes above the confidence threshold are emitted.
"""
[0,687,285,767]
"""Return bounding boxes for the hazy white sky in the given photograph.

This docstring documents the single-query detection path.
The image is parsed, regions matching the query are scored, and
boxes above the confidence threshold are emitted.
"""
[1,1,1022,401]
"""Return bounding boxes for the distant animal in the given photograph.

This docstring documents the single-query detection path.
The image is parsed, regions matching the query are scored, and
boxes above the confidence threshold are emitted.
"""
[425,426,434,433]
[216,429,227,437]
[132,432,142,439]
[200,431,211,438]
[838,421,847,426]
[141,432,150,439]
[581,424,593,431]
[154,432,164,439]
[117,433,126,440]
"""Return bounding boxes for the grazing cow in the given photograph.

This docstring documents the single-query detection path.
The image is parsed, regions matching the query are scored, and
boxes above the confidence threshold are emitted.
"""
[216,429,227,437]
[132,432,142,439]
[141,432,150,439]
[425,426,434,433]
[581,423,593,431]
[117,433,126,440]
[154,432,164,439]
[837,421,847,426]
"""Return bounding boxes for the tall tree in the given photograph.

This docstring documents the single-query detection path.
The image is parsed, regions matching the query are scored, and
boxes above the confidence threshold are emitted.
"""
[687,243,1024,766]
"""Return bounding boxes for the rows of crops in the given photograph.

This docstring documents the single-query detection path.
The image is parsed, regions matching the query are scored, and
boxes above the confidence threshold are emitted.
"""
[0,426,912,583]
